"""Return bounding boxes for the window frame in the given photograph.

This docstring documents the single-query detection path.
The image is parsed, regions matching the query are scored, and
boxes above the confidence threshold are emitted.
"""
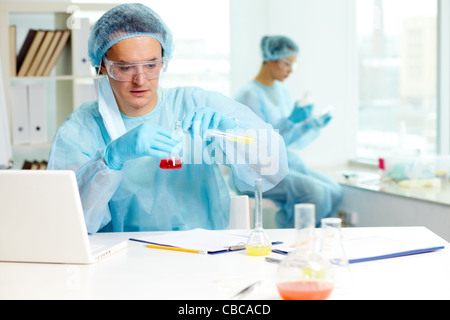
[438,0,450,155]
[353,0,449,165]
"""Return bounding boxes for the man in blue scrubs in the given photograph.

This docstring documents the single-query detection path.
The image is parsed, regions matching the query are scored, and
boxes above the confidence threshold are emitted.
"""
[48,4,288,233]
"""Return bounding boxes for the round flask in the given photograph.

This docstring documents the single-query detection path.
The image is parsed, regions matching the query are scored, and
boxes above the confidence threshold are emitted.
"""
[276,204,334,300]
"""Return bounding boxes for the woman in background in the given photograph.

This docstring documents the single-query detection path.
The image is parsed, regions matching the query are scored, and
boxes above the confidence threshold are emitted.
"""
[233,35,342,227]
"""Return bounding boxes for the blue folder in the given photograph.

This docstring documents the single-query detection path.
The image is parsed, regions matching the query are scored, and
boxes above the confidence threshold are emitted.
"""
[347,246,445,264]
[272,245,445,264]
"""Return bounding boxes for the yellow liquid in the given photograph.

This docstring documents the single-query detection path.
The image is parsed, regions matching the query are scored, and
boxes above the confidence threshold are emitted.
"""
[207,130,254,144]
[245,245,272,256]
[224,135,254,144]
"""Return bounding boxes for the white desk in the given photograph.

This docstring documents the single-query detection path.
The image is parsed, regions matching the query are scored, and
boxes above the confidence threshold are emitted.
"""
[1,227,449,300]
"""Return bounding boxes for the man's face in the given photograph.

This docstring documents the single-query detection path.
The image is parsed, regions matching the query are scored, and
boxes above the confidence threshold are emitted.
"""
[101,37,163,117]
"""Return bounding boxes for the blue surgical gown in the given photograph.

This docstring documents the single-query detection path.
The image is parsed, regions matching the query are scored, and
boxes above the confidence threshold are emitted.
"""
[48,85,288,233]
[234,80,342,227]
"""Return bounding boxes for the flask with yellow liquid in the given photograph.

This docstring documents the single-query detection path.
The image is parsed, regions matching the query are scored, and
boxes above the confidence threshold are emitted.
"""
[246,178,272,256]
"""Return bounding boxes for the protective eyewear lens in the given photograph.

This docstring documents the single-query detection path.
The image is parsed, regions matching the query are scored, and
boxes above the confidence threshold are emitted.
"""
[104,58,165,81]
[279,59,296,70]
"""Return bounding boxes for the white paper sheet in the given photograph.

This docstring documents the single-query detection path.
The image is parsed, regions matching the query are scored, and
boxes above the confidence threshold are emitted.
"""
[130,228,249,253]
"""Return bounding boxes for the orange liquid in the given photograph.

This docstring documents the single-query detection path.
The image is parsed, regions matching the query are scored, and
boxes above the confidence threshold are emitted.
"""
[159,158,182,169]
[277,280,333,300]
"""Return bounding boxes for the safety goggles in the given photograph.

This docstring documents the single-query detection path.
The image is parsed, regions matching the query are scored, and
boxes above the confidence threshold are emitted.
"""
[278,59,297,71]
[103,57,166,81]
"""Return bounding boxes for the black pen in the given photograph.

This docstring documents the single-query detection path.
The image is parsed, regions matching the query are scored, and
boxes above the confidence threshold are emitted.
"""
[265,257,282,264]
[227,244,246,251]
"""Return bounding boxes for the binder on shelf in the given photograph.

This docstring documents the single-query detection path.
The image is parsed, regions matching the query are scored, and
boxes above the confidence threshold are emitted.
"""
[28,85,47,144]
[8,25,16,77]
[16,29,37,75]
[42,30,71,76]
[17,29,46,77]
[72,17,93,76]
[10,85,30,145]
[26,31,55,77]
[35,31,62,77]
[22,160,48,170]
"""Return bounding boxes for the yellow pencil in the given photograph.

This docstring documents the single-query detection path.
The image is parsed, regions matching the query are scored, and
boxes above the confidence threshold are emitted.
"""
[146,244,207,254]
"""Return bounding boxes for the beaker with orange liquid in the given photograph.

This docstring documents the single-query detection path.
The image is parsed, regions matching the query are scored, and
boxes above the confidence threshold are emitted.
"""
[276,204,334,300]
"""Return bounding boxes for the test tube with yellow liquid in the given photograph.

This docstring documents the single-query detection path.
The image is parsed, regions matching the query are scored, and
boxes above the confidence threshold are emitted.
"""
[246,178,272,256]
[206,130,254,145]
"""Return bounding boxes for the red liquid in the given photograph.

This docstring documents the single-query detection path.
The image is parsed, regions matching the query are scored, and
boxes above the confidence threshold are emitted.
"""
[159,158,182,169]
[277,281,333,300]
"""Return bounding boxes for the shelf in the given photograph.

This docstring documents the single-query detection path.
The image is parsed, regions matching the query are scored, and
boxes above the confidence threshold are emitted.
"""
[13,142,52,149]
[0,2,118,166]
[10,75,102,82]
[0,2,119,13]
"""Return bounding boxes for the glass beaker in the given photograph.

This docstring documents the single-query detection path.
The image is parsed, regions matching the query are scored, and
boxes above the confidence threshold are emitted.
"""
[320,217,352,295]
[276,204,334,300]
[245,178,272,256]
[159,121,183,170]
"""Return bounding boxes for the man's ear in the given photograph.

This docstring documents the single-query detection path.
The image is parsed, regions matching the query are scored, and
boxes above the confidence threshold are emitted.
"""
[98,63,106,75]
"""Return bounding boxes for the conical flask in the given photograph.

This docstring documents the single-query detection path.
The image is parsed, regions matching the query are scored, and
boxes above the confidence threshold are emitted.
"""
[159,121,183,169]
[245,178,272,256]
[320,217,353,295]
[276,204,334,300]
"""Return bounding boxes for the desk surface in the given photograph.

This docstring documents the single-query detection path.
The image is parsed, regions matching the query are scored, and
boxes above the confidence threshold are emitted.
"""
[1,227,449,300]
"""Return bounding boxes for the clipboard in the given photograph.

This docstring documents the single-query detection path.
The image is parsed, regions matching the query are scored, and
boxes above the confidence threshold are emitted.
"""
[130,228,282,255]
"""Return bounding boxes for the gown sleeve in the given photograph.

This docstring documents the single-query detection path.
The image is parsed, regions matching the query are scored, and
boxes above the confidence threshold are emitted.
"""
[190,88,289,192]
[234,82,321,149]
[47,102,122,234]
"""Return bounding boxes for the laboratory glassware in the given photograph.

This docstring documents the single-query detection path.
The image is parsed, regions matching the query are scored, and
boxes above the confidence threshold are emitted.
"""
[276,203,334,300]
[320,217,352,295]
[159,121,183,170]
[206,129,254,145]
[245,178,272,256]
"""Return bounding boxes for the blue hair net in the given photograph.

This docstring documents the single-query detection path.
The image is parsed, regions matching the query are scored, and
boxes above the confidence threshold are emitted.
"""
[260,35,299,61]
[88,3,174,67]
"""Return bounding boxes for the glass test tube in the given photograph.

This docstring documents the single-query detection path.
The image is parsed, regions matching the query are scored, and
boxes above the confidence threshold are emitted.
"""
[206,129,254,145]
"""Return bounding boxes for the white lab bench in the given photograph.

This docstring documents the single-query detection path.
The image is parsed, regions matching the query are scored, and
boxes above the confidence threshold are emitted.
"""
[1,227,449,300]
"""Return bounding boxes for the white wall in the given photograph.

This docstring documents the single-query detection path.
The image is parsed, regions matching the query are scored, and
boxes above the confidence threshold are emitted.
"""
[230,0,358,167]
[229,0,269,92]
[2,0,359,167]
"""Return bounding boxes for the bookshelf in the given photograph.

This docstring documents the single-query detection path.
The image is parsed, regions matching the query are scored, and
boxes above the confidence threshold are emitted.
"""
[0,2,118,169]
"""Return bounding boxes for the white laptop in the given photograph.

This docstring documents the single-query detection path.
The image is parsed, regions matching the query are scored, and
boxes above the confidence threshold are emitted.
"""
[0,170,127,264]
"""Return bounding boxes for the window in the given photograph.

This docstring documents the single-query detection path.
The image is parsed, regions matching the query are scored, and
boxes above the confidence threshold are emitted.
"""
[356,0,438,160]
[76,0,231,96]
[146,0,231,96]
